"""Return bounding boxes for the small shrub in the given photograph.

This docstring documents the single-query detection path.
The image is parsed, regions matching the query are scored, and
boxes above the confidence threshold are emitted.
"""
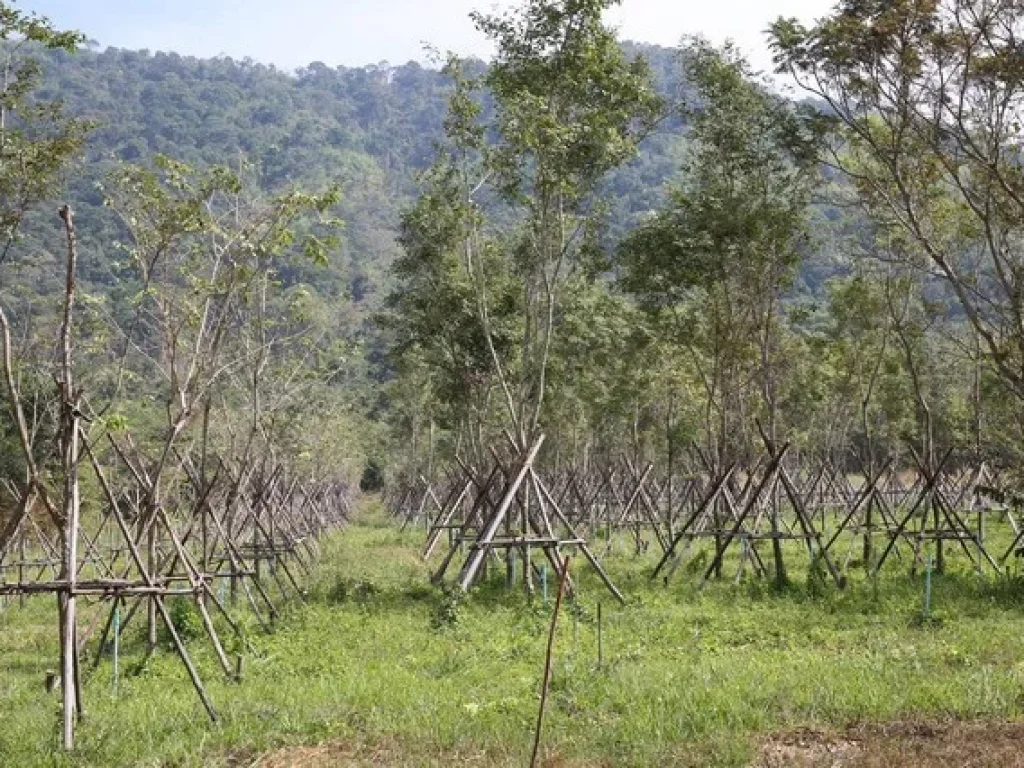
[327,577,380,606]
[404,583,434,602]
[327,577,351,604]
[683,549,709,575]
[353,579,379,604]
[431,586,462,630]
[359,459,384,492]
[805,554,828,599]
[162,597,204,643]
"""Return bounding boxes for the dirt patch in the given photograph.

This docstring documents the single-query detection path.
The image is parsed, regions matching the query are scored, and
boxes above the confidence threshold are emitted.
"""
[233,739,554,768]
[241,720,1024,767]
[246,741,404,767]
[755,720,1024,767]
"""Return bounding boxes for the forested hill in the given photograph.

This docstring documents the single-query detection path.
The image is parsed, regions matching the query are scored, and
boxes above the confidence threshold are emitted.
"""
[26,41,690,311]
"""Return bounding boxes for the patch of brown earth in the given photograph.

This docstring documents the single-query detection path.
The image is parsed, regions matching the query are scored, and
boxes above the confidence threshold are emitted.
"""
[232,740,588,768]
[246,740,404,767]
[240,720,1024,767]
[238,740,489,767]
[755,720,1024,767]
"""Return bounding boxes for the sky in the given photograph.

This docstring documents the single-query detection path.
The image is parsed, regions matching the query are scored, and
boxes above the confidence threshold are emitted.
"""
[17,0,835,75]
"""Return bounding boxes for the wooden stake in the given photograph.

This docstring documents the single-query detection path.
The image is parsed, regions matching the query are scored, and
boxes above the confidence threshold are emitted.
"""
[530,554,570,768]
[58,204,81,750]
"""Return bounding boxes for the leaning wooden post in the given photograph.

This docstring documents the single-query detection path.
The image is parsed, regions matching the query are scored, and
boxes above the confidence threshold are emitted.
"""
[530,554,571,768]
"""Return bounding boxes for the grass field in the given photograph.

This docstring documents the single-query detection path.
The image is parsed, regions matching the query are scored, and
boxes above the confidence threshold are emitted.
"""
[3,499,1024,766]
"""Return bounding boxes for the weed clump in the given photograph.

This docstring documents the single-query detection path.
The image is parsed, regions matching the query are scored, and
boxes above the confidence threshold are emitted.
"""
[162,597,203,642]
[431,586,463,630]
[327,577,380,606]
[805,555,828,599]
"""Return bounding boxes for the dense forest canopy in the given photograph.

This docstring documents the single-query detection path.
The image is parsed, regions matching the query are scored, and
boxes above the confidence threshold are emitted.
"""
[15,39,689,305]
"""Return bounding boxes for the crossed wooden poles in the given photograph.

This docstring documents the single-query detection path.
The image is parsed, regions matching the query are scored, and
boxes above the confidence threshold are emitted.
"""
[422,435,625,604]
[652,442,1003,585]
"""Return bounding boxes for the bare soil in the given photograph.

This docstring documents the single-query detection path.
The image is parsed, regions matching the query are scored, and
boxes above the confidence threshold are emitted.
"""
[236,739,518,768]
[241,719,1024,767]
[755,719,1024,768]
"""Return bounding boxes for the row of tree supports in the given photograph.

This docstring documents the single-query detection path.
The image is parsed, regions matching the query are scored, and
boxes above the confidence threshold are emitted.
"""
[389,438,1010,601]
[0,428,352,747]
[0,204,354,751]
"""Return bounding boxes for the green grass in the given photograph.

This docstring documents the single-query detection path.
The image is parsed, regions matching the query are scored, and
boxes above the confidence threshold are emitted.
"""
[3,501,1024,766]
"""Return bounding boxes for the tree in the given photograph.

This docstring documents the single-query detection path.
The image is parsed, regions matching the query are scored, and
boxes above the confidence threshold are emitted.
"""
[622,41,821,462]
[0,2,89,498]
[771,0,1024,432]
[387,0,662,464]
[0,5,88,268]
[476,0,662,446]
[101,155,339,651]
[620,40,823,584]
[386,153,520,467]
[0,6,89,748]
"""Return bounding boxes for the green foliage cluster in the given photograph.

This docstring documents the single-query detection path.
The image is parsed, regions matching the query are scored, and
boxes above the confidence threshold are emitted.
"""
[0,0,1015,515]
[0,31,699,483]
[6,37,689,312]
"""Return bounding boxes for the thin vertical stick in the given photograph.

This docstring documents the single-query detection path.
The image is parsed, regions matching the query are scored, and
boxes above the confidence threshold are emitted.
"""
[112,601,120,697]
[923,554,933,620]
[530,554,571,768]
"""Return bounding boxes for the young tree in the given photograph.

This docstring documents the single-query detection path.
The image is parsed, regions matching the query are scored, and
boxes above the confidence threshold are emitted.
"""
[620,40,822,584]
[0,5,89,748]
[102,156,339,651]
[0,3,89,497]
[388,0,662,460]
[387,152,519,466]
[622,41,821,460]
[474,0,662,446]
[0,5,87,269]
